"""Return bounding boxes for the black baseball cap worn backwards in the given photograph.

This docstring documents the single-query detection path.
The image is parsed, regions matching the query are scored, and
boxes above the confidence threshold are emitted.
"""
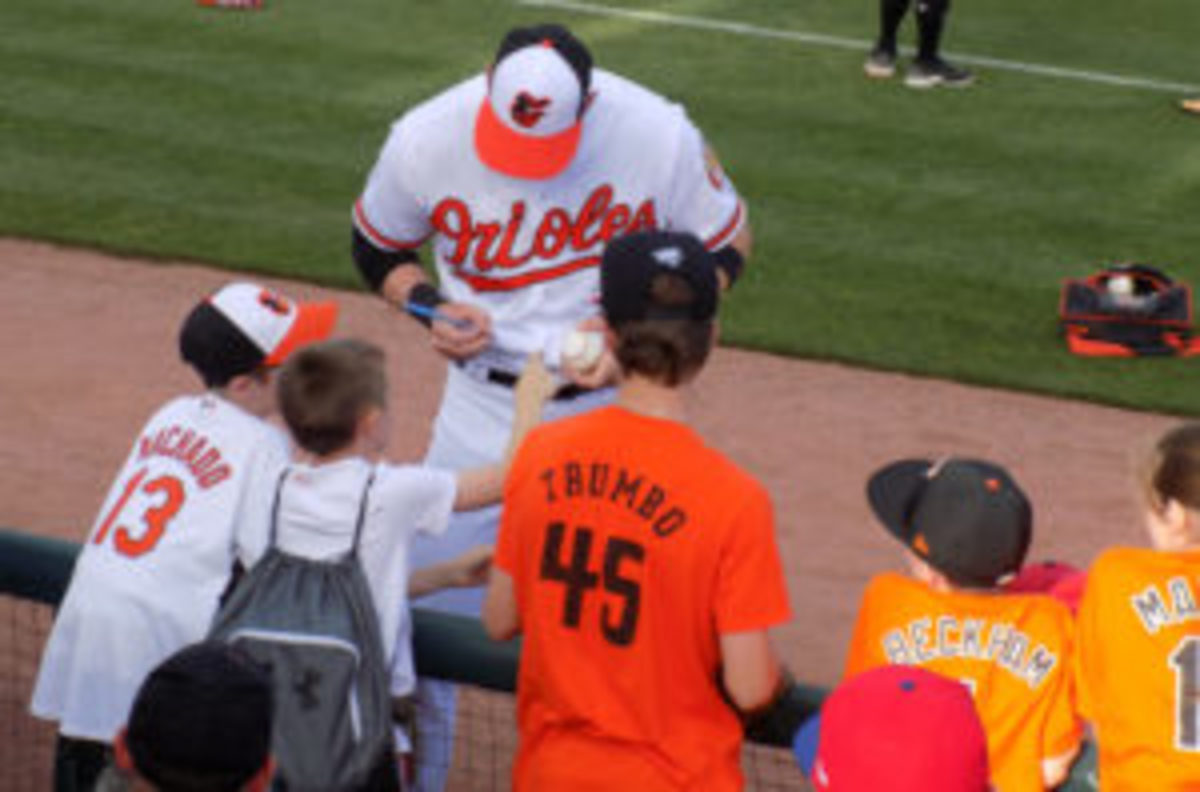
[867,458,1033,588]
[600,230,720,326]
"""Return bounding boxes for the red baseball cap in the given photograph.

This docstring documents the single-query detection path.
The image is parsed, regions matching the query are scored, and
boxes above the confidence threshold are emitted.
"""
[474,25,592,180]
[1002,560,1087,613]
[794,666,990,791]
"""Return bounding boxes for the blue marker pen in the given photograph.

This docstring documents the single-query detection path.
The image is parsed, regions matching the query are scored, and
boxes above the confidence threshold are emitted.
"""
[404,301,474,330]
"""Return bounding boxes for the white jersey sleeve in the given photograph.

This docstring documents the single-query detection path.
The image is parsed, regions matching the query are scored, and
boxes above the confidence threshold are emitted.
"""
[354,121,433,253]
[663,113,746,250]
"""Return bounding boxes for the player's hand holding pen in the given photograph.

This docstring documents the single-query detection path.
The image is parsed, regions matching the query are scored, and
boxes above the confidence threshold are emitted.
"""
[408,300,492,361]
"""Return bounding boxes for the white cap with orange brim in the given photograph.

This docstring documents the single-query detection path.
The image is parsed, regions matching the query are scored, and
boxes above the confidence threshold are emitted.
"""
[474,41,587,180]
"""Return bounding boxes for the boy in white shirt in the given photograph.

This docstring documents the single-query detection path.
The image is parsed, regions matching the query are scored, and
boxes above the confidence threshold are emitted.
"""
[272,338,551,787]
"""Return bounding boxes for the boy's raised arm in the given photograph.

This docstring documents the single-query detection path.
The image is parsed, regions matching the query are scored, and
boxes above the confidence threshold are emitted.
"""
[453,354,557,511]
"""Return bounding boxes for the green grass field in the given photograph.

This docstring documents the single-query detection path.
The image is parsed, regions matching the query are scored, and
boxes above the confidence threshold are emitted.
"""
[4,0,1200,413]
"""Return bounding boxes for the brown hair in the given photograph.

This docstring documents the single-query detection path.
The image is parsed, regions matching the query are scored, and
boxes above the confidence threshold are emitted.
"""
[277,339,386,457]
[612,273,714,386]
[1145,423,1200,512]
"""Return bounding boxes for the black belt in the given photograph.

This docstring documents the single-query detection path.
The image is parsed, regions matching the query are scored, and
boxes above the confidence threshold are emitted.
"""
[482,367,590,401]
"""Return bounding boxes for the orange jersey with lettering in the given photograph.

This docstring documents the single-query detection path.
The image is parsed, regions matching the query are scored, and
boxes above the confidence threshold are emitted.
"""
[495,406,791,792]
[845,573,1081,792]
[1074,546,1200,791]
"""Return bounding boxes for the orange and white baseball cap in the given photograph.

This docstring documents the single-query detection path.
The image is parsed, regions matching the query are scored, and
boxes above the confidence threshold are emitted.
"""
[179,282,338,387]
[474,24,593,181]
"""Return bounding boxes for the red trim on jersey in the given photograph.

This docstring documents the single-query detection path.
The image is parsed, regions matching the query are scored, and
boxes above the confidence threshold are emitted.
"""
[705,202,744,250]
[353,199,428,251]
[449,255,600,292]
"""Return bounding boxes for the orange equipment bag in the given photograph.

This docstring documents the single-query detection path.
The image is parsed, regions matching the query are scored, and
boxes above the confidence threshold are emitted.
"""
[1058,264,1200,357]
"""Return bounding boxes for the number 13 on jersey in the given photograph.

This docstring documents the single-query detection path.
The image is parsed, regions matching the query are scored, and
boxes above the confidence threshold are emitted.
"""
[92,466,186,558]
[539,522,646,647]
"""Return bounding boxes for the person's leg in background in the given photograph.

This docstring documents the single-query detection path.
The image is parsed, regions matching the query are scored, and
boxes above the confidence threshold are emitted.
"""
[865,0,911,78]
[905,0,975,88]
[407,367,512,792]
[409,505,496,792]
[411,676,460,792]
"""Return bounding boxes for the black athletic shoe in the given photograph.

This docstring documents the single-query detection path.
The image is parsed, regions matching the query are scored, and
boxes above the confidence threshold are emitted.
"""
[905,57,975,89]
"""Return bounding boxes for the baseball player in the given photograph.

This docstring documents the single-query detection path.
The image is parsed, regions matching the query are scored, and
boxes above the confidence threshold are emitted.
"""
[351,22,752,784]
[1073,423,1200,789]
[482,230,791,791]
[30,282,336,789]
[845,458,1081,792]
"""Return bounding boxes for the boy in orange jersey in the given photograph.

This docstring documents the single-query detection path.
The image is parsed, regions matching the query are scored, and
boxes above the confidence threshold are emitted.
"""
[1074,423,1200,790]
[843,458,1081,791]
[482,229,791,791]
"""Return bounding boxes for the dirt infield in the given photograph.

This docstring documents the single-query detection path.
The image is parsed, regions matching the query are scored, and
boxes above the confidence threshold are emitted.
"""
[0,236,1180,689]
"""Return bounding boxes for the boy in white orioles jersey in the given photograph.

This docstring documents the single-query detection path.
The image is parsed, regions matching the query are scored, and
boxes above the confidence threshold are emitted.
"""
[350,22,752,787]
[31,282,336,790]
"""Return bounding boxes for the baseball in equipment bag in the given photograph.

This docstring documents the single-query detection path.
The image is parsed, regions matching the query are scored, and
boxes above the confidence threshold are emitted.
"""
[1058,263,1200,357]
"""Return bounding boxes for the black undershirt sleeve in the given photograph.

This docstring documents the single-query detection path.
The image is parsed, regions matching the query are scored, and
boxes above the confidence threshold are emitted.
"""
[712,245,745,288]
[351,226,421,293]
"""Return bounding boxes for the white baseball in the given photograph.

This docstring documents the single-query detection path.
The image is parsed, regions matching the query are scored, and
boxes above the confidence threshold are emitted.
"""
[1107,274,1135,297]
[562,329,604,371]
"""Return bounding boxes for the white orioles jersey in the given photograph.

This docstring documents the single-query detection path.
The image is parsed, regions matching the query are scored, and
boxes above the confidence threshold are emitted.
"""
[31,393,288,742]
[354,69,745,368]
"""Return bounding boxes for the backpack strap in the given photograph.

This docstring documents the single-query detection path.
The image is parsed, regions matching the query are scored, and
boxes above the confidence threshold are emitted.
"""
[266,468,290,551]
[266,465,375,556]
[349,469,376,557]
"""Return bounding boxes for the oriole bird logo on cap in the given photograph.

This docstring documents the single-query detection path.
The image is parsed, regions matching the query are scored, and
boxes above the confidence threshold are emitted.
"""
[511,92,551,128]
[258,290,291,316]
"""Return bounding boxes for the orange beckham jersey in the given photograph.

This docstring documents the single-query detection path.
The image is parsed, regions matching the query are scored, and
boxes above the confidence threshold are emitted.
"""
[1074,546,1200,791]
[495,406,791,792]
[845,573,1081,792]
